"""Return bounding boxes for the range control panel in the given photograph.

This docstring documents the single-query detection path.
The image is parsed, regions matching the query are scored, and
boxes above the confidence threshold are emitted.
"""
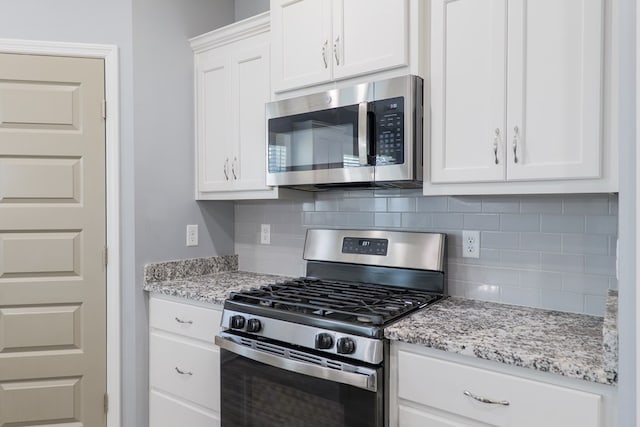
[342,237,388,256]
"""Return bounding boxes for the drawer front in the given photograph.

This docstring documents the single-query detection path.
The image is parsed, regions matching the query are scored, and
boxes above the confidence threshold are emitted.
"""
[150,296,222,342]
[398,351,601,427]
[150,332,220,411]
[399,405,478,427]
[150,390,220,427]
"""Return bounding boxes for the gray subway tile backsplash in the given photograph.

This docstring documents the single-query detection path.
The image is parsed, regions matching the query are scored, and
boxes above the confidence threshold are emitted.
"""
[235,192,617,316]
[481,198,521,213]
[520,196,563,214]
[417,196,448,212]
[562,195,610,215]
[586,215,618,234]
[500,214,540,232]
[463,214,500,231]
[481,231,520,249]
[540,214,586,233]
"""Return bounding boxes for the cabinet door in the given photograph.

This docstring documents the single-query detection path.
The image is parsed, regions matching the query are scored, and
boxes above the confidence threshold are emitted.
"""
[332,0,409,80]
[230,40,274,193]
[150,391,220,427]
[195,51,233,192]
[505,0,603,181]
[271,0,332,92]
[430,0,507,183]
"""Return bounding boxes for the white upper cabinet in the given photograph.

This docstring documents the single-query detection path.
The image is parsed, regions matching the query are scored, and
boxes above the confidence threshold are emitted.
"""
[192,13,281,200]
[271,0,411,92]
[271,0,332,90]
[505,0,603,181]
[430,0,507,183]
[428,0,613,194]
[331,0,409,80]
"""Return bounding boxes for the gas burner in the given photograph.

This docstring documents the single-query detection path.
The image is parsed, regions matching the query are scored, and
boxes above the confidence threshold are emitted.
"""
[227,278,441,327]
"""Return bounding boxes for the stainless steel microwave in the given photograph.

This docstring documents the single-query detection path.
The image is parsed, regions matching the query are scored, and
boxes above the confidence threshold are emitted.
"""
[266,75,423,190]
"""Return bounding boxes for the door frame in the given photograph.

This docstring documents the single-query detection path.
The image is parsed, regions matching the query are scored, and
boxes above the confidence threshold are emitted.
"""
[0,39,121,427]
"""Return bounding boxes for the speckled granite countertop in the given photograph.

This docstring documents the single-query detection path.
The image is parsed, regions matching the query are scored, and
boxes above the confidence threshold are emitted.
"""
[386,294,618,385]
[143,256,617,386]
[144,270,294,305]
[142,255,293,305]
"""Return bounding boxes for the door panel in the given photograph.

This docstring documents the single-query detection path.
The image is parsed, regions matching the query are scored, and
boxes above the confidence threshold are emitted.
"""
[506,0,603,180]
[0,304,81,352]
[0,377,82,425]
[271,0,332,91]
[0,53,106,427]
[196,51,233,192]
[0,81,79,127]
[0,231,80,276]
[233,39,272,192]
[333,0,409,79]
[0,157,81,202]
[430,0,506,183]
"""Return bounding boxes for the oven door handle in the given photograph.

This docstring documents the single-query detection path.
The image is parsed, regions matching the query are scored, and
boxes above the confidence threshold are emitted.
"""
[215,335,378,392]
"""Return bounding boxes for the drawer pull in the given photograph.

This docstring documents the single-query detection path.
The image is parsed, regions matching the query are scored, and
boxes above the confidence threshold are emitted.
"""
[174,317,193,325]
[463,390,510,406]
[175,367,193,376]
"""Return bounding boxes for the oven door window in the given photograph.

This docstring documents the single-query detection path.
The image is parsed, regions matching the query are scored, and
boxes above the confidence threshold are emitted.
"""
[268,105,366,173]
[220,349,383,427]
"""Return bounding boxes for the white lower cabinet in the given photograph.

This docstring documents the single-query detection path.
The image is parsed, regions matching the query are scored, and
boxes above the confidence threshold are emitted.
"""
[390,343,616,427]
[149,296,222,426]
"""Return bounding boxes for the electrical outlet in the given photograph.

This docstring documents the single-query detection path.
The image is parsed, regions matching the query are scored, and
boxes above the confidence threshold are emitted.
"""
[462,230,480,258]
[260,224,271,245]
[186,224,198,247]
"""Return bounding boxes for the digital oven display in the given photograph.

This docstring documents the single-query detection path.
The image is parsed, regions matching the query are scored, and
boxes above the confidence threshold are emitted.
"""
[341,237,388,255]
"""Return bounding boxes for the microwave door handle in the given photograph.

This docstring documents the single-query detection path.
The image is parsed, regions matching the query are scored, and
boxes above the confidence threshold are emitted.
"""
[358,102,369,166]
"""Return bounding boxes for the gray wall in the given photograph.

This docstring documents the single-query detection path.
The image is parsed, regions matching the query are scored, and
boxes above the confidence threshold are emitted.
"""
[235,0,269,21]
[236,192,618,316]
[132,1,235,426]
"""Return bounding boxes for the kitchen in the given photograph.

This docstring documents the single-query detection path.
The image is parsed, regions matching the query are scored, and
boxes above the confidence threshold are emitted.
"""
[0,0,636,426]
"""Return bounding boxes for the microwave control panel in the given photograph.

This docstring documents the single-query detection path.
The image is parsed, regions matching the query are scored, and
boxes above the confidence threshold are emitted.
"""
[374,96,404,165]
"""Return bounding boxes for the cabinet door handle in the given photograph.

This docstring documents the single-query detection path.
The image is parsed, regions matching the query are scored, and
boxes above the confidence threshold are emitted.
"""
[333,36,340,65]
[463,390,510,406]
[232,156,238,180]
[223,158,229,180]
[175,367,193,376]
[493,128,500,165]
[174,317,193,325]
[512,126,519,164]
[322,40,328,68]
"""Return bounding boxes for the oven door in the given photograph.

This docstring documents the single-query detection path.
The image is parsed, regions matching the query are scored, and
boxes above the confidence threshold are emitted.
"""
[215,333,384,427]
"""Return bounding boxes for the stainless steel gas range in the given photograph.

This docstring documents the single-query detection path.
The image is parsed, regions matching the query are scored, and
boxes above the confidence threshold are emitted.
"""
[215,229,447,427]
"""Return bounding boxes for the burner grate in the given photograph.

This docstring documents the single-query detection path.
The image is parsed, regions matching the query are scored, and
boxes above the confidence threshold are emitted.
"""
[228,278,440,325]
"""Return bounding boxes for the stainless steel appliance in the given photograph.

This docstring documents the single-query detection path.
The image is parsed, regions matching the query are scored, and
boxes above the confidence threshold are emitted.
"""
[266,75,423,190]
[215,229,446,427]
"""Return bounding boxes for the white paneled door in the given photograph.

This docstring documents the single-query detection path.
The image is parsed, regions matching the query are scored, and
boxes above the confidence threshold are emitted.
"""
[0,53,106,426]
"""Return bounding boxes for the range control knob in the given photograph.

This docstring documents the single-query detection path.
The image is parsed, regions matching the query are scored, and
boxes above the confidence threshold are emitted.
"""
[230,315,246,329]
[315,333,334,350]
[246,318,262,333]
[336,337,356,354]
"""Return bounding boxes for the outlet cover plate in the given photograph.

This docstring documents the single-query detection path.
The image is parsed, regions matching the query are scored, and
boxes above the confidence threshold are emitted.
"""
[462,230,480,258]
[186,224,198,247]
